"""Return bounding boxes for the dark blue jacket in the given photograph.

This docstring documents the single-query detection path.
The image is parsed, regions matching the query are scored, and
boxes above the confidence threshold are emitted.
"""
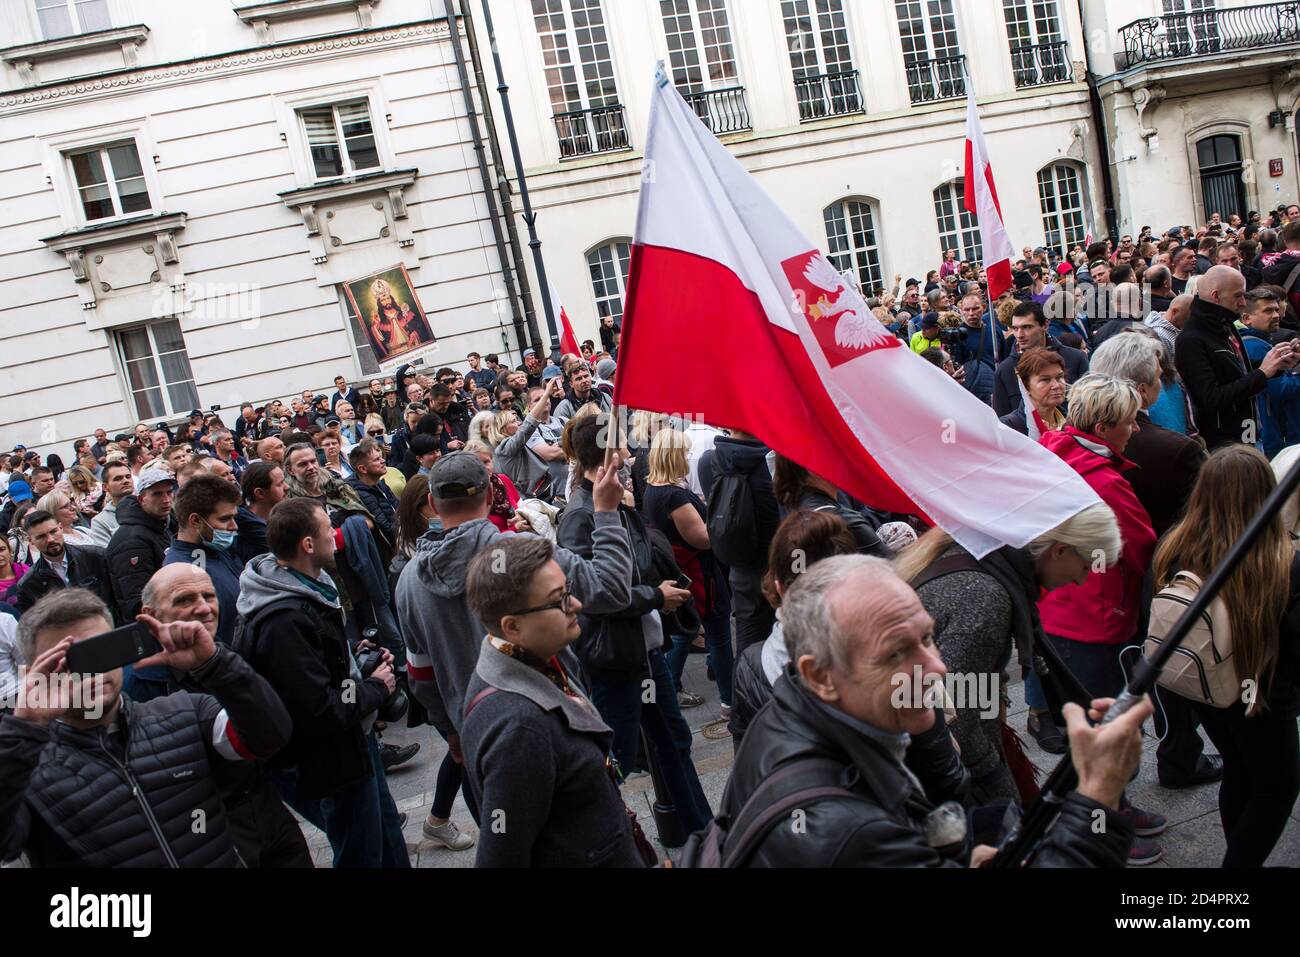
[162,539,245,646]
[949,318,999,403]
[1240,326,1300,457]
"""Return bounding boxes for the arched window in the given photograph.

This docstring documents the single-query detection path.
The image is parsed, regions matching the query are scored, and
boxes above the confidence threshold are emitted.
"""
[823,198,884,295]
[933,180,981,263]
[1037,163,1087,259]
[586,240,632,326]
[1196,134,1246,221]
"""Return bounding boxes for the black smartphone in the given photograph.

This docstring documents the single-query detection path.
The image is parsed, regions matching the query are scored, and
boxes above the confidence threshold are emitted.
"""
[675,574,692,590]
[65,622,162,675]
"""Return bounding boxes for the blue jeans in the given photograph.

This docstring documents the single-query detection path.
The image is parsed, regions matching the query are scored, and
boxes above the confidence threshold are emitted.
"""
[666,576,734,706]
[270,734,409,868]
[1024,670,1048,711]
[590,649,713,833]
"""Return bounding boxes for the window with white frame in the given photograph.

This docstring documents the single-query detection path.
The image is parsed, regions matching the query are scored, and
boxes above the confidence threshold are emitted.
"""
[895,1,965,103]
[933,180,981,263]
[67,141,151,222]
[1037,163,1087,260]
[660,0,740,92]
[587,240,632,327]
[824,199,884,296]
[1162,0,1219,55]
[1003,1,1067,87]
[34,0,111,40]
[532,0,621,114]
[299,101,382,180]
[115,320,201,420]
[532,0,628,156]
[780,0,855,79]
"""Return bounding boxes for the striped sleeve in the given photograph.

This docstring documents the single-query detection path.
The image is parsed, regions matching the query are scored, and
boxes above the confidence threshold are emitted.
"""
[211,709,257,762]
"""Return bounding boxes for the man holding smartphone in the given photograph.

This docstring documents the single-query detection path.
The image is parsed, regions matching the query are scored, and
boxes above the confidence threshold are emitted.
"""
[0,588,292,867]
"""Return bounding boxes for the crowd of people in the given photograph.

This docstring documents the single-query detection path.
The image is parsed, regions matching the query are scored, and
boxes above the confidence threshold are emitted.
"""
[0,201,1299,869]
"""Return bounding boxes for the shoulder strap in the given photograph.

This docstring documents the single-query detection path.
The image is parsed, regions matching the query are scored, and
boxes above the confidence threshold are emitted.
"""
[911,552,982,591]
[463,686,499,720]
[1282,262,1300,295]
[720,757,855,868]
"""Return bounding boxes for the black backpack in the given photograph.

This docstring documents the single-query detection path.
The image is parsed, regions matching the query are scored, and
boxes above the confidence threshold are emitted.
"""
[677,757,854,868]
[706,471,758,568]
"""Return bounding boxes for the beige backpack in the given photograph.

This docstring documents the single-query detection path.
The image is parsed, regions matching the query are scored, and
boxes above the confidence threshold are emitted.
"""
[1143,571,1242,709]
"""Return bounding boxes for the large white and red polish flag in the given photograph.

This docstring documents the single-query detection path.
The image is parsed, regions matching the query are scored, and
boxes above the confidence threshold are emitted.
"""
[614,66,1100,557]
[963,88,1017,302]
[549,281,582,357]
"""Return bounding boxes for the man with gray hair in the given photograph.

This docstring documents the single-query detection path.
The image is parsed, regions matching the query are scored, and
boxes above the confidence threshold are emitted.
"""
[722,555,1149,867]
[0,588,291,866]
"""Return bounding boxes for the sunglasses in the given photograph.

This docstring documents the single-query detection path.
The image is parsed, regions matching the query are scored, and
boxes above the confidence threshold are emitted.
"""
[368,430,385,437]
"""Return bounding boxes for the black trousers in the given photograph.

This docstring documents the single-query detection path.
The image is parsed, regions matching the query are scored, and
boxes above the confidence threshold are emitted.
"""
[1193,701,1300,867]
[1154,685,1208,783]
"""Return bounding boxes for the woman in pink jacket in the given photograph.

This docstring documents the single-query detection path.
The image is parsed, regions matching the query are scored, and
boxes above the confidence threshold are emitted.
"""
[1038,372,1165,864]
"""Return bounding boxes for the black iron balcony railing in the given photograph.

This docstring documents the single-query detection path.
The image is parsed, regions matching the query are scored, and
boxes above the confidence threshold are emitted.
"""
[1119,2,1300,68]
[905,54,967,104]
[793,70,865,122]
[681,86,753,134]
[552,104,630,159]
[1010,39,1072,88]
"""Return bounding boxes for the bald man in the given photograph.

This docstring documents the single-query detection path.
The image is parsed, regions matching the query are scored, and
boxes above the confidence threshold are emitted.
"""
[1090,282,1148,349]
[141,564,312,868]
[1175,265,1299,448]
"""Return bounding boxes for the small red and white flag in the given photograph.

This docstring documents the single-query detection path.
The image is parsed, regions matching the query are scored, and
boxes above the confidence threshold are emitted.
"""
[963,88,1017,301]
[615,66,1100,557]
[549,282,582,358]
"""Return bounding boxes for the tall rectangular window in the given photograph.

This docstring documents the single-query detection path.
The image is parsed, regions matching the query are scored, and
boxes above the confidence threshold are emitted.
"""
[68,142,151,222]
[1038,164,1087,259]
[780,0,855,79]
[1003,1,1068,87]
[587,241,632,326]
[300,102,381,180]
[533,0,621,115]
[35,0,110,40]
[896,1,965,103]
[116,320,201,420]
[660,0,739,92]
[934,180,981,263]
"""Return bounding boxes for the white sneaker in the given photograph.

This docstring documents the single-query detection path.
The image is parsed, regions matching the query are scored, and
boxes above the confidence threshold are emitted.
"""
[423,819,475,851]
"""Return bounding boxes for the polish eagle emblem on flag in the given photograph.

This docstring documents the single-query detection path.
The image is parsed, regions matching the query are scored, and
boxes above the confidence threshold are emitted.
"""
[784,252,899,369]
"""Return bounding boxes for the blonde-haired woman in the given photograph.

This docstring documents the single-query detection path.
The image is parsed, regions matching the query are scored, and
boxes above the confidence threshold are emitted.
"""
[485,380,560,495]
[1155,445,1300,867]
[1036,373,1163,863]
[36,489,96,546]
[463,439,522,533]
[640,427,734,714]
[57,465,102,521]
[897,502,1121,805]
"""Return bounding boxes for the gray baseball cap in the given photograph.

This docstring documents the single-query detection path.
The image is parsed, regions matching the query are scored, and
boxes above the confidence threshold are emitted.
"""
[428,452,489,500]
[137,467,178,494]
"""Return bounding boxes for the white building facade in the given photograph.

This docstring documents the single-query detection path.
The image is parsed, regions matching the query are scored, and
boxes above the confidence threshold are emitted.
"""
[1081,0,1300,235]
[473,0,1110,348]
[0,0,537,456]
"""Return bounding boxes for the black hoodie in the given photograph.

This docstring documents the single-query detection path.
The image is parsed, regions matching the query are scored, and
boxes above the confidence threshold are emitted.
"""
[105,495,172,622]
[701,438,780,570]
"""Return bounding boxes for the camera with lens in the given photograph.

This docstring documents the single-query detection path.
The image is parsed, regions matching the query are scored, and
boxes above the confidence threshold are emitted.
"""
[357,629,408,723]
[939,325,967,352]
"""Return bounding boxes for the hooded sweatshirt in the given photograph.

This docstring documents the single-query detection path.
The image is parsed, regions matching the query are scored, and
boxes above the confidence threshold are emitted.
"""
[394,515,633,733]
[700,438,780,571]
[236,555,385,795]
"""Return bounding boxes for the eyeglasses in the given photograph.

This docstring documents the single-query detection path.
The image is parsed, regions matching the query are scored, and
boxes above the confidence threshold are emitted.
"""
[507,588,574,618]
[368,431,385,438]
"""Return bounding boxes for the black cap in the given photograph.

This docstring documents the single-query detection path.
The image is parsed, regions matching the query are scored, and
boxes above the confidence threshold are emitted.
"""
[188,409,203,419]
[410,434,440,457]
[428,452,489,500]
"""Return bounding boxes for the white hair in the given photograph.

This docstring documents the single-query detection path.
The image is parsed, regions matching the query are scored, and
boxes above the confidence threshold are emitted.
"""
[781,554,901,672]
[1089,333,1161,389]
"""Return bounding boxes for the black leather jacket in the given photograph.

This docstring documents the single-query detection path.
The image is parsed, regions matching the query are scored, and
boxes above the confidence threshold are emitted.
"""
[729,641,771,753]
[724,670,1133,867]
[796,490,890,558]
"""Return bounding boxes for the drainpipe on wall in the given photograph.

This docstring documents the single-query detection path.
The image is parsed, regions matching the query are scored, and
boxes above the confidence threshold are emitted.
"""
[459,0,542,353]
[440,0,531,361]
[1077,0,1120,238]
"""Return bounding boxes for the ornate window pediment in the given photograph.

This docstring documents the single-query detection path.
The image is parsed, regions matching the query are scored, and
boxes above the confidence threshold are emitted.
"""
[234,0,379,43]
[0,23,149,85]
[278,168,419,285]
[40,211,186,330]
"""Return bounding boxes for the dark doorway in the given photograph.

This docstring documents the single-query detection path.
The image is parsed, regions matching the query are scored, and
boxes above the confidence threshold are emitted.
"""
[1197,134,1247,221]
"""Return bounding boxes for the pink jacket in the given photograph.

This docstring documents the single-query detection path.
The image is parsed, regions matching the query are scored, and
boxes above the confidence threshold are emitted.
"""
[1037,426,1156,645]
